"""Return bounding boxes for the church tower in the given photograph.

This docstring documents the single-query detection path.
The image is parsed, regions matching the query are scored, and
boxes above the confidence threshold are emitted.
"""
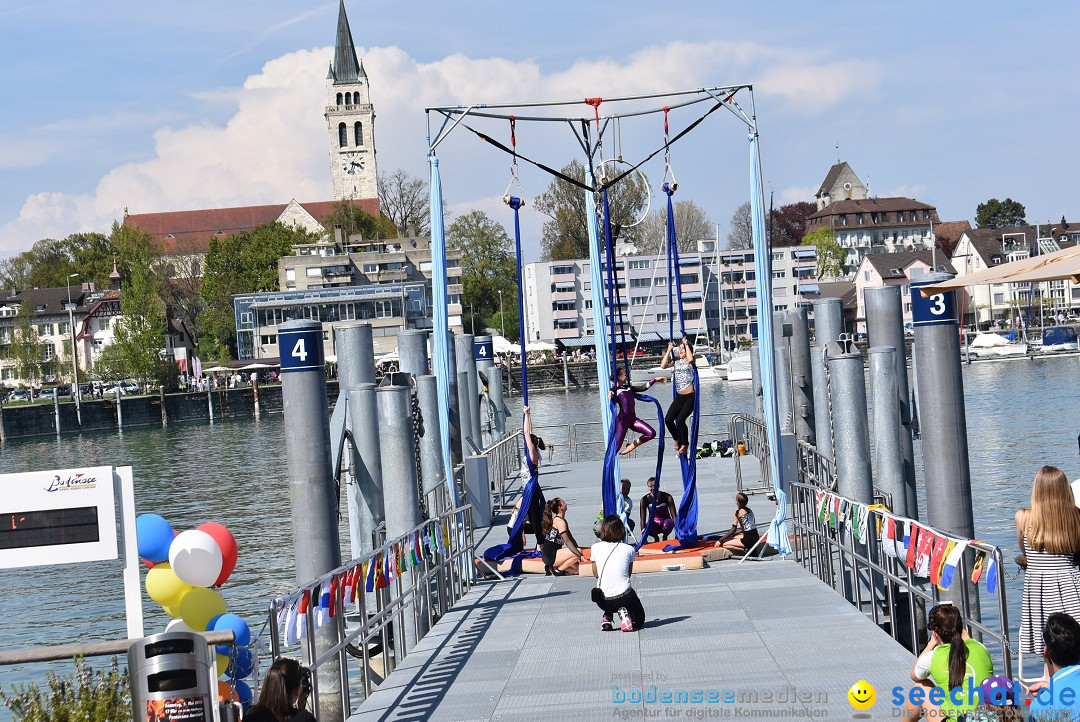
[326,0,377,201]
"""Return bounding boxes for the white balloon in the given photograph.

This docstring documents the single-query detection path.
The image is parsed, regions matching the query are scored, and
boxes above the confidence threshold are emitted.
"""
[166,618,196,634]
[169,530,224,588]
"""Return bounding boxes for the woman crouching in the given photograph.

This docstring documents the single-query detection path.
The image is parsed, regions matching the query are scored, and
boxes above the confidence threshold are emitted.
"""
[592,515,646,632]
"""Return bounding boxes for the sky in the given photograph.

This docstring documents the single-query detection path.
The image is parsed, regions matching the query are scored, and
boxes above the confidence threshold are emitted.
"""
[2,1,1080,263]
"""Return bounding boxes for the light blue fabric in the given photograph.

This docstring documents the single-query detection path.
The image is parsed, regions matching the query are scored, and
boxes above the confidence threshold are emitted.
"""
[428,156,458,509]
[749,133,790,555]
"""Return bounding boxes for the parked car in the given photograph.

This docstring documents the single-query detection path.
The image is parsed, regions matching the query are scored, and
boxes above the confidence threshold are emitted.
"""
[7,389,30,403]
[120,380,139,395]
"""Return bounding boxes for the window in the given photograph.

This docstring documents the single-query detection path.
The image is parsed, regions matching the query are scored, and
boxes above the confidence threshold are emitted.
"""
[683,310,701,320]
[656,313,668,323]
[705,308,720,320]
[260,334,275,346]
[654,278,667,287]
[679,274,698,285]
[856,213,864,225]
[771,252,784,262]
[338,123,348,147]
[552,301,576,312]
[100,318,110,331]
[336,92,343,106]
[556,319,578,329]
[839,214,847,226]
[864,270,870,281]
[354,122,363,146]
[448,294,461,306]
[551,283,575,293]
[745,271,756,281]
[375,301,394,318]
[38,323,55,336]
[345,92,352,105]
[305,268,323,278]
[774,287,787,297]
[993,293,1005,305]
[897,211,905,223]
[628,260,650,270]
[904,303,912,313]
[774,305,787,312]
[629,278,651,288]
[772,270,786,279]
[285,269,296,282]
[584,299,593,310]
[923,210,931,220]
[59,322,68,335]
[363,263,378,273]
[550,265,574,275]
[631,296,649,306]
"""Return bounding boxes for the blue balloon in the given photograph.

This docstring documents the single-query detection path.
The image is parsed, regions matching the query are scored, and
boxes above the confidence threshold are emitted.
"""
[225,648,254,679]
[234,680,253,707]
[135,514,174,563]
[212,613,251,647]
[206,614,223,632]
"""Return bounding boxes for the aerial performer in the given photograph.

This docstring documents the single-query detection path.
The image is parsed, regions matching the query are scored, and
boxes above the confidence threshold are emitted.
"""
[660,337,697,456]
[609,367,669,456]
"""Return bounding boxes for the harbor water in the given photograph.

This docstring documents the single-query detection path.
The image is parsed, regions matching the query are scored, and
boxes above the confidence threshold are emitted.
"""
[1,354,1078,690]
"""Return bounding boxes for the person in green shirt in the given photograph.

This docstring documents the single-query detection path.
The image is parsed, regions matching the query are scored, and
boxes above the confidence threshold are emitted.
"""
[903,603,994,720]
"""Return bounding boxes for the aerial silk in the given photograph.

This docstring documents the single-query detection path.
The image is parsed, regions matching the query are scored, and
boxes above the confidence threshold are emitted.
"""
[749,132,790,555]
[429,156,458,509]
[483,196,546,561]
[663,182,700,548]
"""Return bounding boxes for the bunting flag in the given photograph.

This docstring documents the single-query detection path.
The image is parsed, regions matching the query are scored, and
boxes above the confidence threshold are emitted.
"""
[397,543,407,574]
[328,574,339,619]
[938,541,968,590]
[881,516,898,557]
[365,559,376,593]
[916,528,936,577]
[441,522,451,554]
[906,525,921,568]
[902,521,912,556]
[971,550,986,584]
[817,492,829,524]
[929,536,949,585]
[839,500,849,528]
[410,534,421,567]
[316,582,330,628]
[986,554,998,594]
[850,504,861,541]
[829,497,839,529]
[284,595,300,646]
[375,552,388,589]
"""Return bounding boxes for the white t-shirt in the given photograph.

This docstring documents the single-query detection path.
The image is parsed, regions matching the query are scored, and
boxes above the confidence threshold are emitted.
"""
[592,541,635,598]
[1071,479,1080,508]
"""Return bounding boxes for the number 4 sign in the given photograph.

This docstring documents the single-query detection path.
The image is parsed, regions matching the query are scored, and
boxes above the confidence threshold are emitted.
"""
[909,279,957,328]
[279,325,325,373]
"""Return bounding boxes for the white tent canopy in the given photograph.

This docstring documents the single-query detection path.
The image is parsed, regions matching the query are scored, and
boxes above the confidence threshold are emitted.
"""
[525,341,556,352]
[922,243,1080,295]
[376,349,399,363]
[491,335,521,354]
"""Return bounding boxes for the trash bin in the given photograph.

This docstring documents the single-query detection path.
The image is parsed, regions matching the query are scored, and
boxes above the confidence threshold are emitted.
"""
[129,631,214,721]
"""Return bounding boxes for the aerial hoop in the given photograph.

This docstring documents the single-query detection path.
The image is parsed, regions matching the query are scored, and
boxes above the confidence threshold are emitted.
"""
[595,158,651,229]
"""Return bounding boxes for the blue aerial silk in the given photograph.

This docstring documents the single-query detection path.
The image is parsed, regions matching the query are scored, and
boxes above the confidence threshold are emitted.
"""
[663,183,700,548]
[749,132,790,555]
[483,197,546,561]
[429,156,458,509]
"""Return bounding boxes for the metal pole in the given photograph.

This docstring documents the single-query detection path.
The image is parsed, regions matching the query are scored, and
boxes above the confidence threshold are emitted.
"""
[66,274,81,426]
[446,332,462,466]
[465,336,482,450]
[783,307,815,444]
[335,322,376,387]
[911,274,977,611]
[278,320,343,722]
[811,297,843,459]
[864,286,917,518]
[115,387,123,429]
[347,383,384,559]
[53,391,60,435]
[416,374,447,500]
[456,370,474,455]
[376,385,424,656]
[207,383,214,424]
[488,367,506,438]
[750,340,763,416]
[772,313,794,433]
[868,347,904,513]
[474,335,495,445]
[454,335,478,454]
[397,329,430,378]
[160,386,167,426]
[827,344,873,504]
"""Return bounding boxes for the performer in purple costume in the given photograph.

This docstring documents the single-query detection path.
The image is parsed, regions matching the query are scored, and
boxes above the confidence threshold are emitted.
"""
[610,367,668,456]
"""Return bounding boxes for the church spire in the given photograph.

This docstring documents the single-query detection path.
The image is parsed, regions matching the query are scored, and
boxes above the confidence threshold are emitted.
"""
[330,0,362,85]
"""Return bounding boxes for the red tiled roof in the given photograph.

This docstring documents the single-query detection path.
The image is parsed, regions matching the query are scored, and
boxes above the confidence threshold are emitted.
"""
[126,198,381,255]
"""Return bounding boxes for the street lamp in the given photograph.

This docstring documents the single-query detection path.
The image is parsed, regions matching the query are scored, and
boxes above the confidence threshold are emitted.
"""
[65,273,81,417]
[498,290,505,339]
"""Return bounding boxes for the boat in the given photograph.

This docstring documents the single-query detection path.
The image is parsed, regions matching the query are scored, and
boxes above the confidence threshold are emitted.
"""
[725,350,753,381]
[1035,326,1079,353]
[967,333,1028,359]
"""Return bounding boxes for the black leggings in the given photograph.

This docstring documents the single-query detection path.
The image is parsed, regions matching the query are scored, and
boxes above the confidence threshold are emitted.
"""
[595,588,646,629]
[665,392,694,448]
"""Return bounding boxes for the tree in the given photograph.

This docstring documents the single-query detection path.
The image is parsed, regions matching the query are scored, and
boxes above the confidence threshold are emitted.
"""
[152,237,205,352]
[447,210,518,335]
[802,227,845,279]
[107,221,154,281]
[111,249,170,389]
[976,198,1027,229]
[0,239,76,291]
[377,168,429,237]
[534,160,649,260]
[66,231,116,287]
[322,199,398,241]
[10,300,43,385]
[635,199,713,255]
[727,202,753,250]
[769,201,817,247]
[199,222,318,356]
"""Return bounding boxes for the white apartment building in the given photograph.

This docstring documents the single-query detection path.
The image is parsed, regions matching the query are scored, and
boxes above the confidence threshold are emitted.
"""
[523,243,819,348]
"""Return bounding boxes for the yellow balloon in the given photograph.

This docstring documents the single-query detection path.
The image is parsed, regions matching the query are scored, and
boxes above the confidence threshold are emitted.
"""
[146,563,193,608]
[178,587,227,632]
[215,654,230,674]
[162,604,181,618]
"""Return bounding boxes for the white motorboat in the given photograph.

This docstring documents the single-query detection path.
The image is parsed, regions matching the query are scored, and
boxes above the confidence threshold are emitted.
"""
[1036,326,1079,353]
[725,350,753,381]
[968,333,1028,358]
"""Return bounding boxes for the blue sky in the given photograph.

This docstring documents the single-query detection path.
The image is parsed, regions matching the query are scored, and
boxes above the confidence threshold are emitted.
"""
[2,1,1079,260]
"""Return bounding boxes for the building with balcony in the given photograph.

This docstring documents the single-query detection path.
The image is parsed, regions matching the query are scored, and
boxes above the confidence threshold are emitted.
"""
[522,242,819,349]
[951,223,1080,328]
[853,250,956,333]
[806,197,941,276]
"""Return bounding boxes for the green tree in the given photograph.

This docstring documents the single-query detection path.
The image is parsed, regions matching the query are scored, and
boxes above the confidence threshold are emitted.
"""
[802,227,845,279]
[199,222,318,356]
[322,199,398,240]
[534,159,648,260]
[107,221,154,281]
[111,250,170,389]
[975,198,1027,229]
[0,239,76,291]
[636,199,713,255]
[447,210,518,335]
[67,231,117,287]
[10,300,43,385]
[93,344,126,385]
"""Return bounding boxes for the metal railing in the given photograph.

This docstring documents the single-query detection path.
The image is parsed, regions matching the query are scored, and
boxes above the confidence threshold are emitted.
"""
[788,481,1012,676]
[730,413,772,496]
[267,505,476,717]
[796,439,835,491]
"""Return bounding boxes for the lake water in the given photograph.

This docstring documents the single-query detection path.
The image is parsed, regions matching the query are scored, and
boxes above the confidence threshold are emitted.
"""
[1,354,1078,689]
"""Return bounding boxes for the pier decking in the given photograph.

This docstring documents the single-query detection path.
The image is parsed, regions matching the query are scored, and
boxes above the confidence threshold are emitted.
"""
[351,452,915,720]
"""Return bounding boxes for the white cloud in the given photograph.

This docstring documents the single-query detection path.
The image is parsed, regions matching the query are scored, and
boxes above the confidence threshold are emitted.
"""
[778,186,816,205]
[0,40,879,255]
[886,184,928,200]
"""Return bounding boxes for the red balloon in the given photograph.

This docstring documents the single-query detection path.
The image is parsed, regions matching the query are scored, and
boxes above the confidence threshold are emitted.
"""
[198,522,238,587]
[141,557,157,569]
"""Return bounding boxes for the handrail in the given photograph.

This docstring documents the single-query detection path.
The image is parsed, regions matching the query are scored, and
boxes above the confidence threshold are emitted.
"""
[267,504,476,718]
[788,481,1012,676]
[0,630,236,666]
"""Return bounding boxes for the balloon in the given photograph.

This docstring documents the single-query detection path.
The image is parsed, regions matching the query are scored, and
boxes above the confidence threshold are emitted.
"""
[217,681,238,702]
[215,653,230,674]
[212,613,251,647]
[178,587,226,632]
[197,522,238,587]
[206,614,223,632]
[234,680,253,707]
[225,648,254,679]
[146,563,193,608]
[136,514,174,563]
[169,530,223,588]
[162,604,180,618]
[166,618,196,634]
[141,558,157,569]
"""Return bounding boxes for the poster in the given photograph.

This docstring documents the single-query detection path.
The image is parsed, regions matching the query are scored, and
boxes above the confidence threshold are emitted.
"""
[146,696,208,721]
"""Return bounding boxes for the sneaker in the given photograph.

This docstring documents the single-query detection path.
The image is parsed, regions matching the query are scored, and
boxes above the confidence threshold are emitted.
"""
[619,608,634,632]
[601,616,614,632]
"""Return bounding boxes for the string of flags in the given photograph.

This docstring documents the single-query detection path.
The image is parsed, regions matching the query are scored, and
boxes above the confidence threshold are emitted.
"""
[273,518,455,646]
[812,490,999,595]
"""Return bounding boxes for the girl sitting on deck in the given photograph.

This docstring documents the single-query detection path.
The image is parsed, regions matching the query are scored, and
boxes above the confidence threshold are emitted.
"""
[713,493,760,554]
[609,367,668,455]
[592,515,646,632]
[542,497,584,576]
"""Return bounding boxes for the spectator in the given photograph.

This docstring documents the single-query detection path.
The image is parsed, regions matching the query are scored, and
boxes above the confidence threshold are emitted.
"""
[243,657,316,722]
[1015,466,1080,670]
[617,479,635,542]
[902,603,993,721]
[639,477,677,543]
[592,515,645,632]
[712,493,760,553]
[541,497,584,576]
[1026,612,1080,715]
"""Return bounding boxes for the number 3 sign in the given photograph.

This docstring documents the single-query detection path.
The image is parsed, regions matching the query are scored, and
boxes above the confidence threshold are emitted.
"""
[279,325,325,372]
[909,279,957,328]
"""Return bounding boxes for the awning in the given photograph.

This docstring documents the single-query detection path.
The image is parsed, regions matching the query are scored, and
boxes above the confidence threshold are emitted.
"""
[799,283,820,293]
[793,249,816,259]
[681,292,703,302]
[920,243,1080,295]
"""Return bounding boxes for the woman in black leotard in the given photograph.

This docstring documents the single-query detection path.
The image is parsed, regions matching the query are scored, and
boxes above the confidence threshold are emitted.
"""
[541,497,584,575]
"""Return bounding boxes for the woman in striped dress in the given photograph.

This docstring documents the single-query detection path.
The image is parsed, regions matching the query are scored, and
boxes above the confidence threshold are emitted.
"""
[1015,466,1080,660]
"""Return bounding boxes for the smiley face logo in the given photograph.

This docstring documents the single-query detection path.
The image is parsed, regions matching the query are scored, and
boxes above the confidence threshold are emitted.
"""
[847,680,876,710]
